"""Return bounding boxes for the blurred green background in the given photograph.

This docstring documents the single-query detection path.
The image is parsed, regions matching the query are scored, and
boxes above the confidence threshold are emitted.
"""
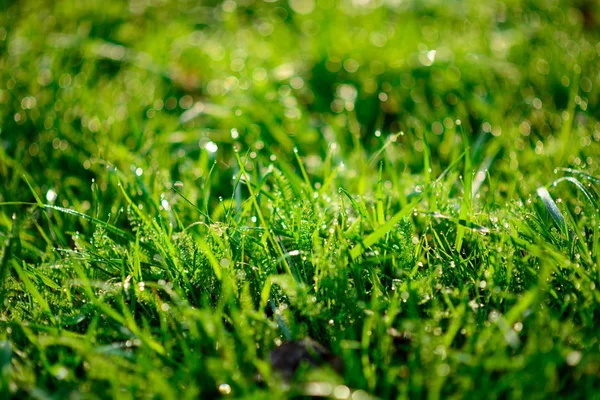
[2,0,599,209]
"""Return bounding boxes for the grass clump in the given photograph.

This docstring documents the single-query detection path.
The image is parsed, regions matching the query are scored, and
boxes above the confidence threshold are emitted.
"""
[1,0,600,398]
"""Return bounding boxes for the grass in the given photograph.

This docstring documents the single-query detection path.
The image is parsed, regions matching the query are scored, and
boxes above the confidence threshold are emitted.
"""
[1,0,600,398]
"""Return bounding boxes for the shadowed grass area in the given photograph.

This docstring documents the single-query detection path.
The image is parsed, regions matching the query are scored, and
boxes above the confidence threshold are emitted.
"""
[1,0,600,398]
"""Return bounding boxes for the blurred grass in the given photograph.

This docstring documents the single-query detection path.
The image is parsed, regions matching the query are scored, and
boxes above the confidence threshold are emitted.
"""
[1,0,600,398]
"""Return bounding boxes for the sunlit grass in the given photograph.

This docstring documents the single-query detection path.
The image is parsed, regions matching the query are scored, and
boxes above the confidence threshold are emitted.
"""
[1,0,600,398]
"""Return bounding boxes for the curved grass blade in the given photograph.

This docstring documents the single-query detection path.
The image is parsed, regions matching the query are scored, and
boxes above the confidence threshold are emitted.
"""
[551,175,599,263]
[555,168,600,184]
[551,176,599,212]
[0,202,132,240]
[422,211,491,235]
[536,186,571,239]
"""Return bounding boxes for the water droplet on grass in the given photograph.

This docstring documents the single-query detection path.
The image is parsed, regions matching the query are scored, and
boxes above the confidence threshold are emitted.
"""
[437,363,450,376]
[220,258,231,268]
[54,366,68,380]
[566,351,582,366]
[218,383,232,395]
[333,385,351,399]
[46,189,57,203]
[205,141,218,153]
[513,322,523,332]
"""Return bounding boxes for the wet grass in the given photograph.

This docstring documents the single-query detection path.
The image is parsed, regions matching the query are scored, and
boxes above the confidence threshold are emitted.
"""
[1,0,600,398]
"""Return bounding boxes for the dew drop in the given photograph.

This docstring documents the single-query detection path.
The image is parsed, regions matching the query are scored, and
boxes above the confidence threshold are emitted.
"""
[219,383,232,395]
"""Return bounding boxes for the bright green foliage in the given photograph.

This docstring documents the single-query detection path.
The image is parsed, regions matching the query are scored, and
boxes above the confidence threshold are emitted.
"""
[1,0,600,398]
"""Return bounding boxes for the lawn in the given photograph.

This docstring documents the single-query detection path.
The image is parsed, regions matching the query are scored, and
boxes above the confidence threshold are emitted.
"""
[1,0,600,398]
